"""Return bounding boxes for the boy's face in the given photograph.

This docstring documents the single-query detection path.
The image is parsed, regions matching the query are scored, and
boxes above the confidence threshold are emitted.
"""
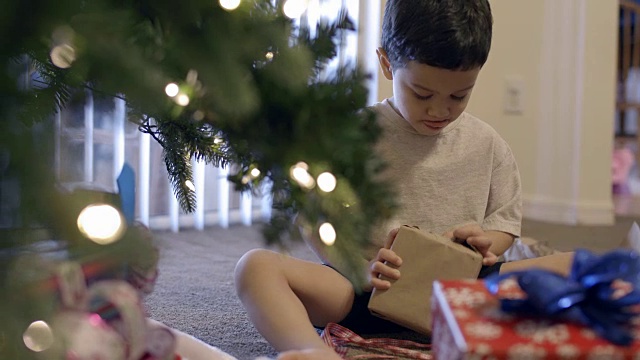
[377,49,481,136]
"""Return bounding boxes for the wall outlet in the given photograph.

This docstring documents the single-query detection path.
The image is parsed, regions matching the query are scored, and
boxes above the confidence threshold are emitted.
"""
[504,77,525,115]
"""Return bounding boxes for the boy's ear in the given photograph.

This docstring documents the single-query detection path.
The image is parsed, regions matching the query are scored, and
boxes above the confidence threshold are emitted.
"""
[376,48,393,80]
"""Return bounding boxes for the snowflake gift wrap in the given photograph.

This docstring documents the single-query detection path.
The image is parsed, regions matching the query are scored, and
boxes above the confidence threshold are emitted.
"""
[431,279,640,360]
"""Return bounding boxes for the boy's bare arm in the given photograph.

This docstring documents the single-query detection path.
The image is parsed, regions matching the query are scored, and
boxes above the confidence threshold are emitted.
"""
[484,230,515,257]
[445,224,515,265]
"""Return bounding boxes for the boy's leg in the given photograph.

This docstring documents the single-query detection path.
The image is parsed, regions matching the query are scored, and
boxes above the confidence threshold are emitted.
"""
[234,248,355,354]
[500,252,574,276]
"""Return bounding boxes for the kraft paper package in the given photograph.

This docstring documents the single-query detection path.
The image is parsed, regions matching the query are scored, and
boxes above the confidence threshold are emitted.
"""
[368,225,483,335]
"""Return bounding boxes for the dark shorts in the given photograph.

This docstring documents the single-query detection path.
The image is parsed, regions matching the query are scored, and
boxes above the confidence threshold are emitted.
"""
[323,262,503,336]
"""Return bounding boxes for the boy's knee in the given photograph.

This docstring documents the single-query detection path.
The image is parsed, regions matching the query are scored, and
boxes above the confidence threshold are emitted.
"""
[234,249,279,291]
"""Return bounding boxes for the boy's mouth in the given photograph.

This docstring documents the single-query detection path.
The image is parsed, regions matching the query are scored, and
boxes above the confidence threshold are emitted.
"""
[422,120,449,130]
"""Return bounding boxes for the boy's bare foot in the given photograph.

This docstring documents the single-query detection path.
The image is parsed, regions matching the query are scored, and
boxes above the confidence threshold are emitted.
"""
[276,348,343,360]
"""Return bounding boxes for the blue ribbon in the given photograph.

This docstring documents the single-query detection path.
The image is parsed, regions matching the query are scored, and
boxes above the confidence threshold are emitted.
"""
[484,249,640,346]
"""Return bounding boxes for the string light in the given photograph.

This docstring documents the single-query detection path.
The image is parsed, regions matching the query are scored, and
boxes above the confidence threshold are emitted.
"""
[317,172,337,192]
[250,168,261,178]
[241,175,251,184]
[77,204,126,245]
[23,321,54,352]
[186,69,198,86]
[283,0,309,19]
[214,137,224,144]
[165,83,179,97]
[319,223,336,246]
[193,110,205,121]
[50,44,76,69]
[219,0,241,11]
[176,93,190,106]
[290,162,315,189]
[293,161,308,170]
[185,180,196,191]
[265,52,274,61]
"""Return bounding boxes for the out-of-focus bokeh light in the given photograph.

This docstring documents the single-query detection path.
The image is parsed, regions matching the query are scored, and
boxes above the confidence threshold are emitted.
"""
[283,0,309,19]
[176,93,190,106]
[23,321,54,352]
[50,44,76,69]
[193,110,205,121]
[250,168,261,178]
[77,204,125,245]
[290,163,316,189]
[317,172,337,192]
[219,0,241,11]
[165,83,179,97]
[185,180,196,191]
[319,223,336,246]
[265,52,274,61]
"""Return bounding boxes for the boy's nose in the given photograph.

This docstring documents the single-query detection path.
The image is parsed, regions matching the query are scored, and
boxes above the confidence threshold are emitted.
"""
[427,107,450,119]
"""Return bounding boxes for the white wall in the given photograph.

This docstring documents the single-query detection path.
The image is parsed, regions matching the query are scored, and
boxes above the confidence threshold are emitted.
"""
[371,0,619,225]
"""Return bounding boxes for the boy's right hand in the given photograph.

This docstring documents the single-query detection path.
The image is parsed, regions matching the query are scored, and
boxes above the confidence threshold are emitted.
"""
[364,228,402,292]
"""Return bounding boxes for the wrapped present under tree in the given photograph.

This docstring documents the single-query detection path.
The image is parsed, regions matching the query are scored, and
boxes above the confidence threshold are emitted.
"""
[431,245,640,359]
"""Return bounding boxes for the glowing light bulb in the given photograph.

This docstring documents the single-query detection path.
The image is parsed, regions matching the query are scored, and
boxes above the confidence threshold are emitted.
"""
[265,52,274,61]
[176,93,190,106]
[317,172,337,192]
[250,168,261,178]
[50,44,76,69]
[241,175,251,184]
[77,204,125,245]
[185,180,196,191]
[283,0,309,19]
[23,321,54,352]
[319,223,336,246]
[219,0,241,10]
[291,167,315,189]
[214,137,224,144]
[165,83,179,97]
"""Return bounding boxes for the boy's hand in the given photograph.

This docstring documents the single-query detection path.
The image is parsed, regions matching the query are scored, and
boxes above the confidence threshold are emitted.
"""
[444,224,498,266]
[364,228,402,292]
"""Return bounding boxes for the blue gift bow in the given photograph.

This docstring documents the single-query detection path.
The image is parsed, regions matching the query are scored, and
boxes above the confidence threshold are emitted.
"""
[484,249,640,346]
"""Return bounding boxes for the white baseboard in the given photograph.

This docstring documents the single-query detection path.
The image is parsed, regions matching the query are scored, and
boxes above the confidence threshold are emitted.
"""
[147,208,267,231]
[522,194,615,225]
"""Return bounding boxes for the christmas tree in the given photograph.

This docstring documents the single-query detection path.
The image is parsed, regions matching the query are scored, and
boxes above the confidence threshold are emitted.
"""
[1,0,395,358]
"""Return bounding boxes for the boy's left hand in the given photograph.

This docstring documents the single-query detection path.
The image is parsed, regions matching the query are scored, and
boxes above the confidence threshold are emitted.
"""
[444,224,498,266]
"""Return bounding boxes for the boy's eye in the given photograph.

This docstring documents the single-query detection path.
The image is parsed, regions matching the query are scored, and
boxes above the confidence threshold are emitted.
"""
[414,92,432,100]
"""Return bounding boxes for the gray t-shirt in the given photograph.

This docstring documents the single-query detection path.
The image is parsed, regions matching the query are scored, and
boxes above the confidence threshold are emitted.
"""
[369,98,522,252]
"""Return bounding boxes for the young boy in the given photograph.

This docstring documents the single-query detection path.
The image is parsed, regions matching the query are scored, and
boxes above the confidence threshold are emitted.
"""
[235,1,573,359]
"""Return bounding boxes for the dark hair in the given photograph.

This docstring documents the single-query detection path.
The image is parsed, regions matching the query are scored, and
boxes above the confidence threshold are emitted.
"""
[381,0,493,70]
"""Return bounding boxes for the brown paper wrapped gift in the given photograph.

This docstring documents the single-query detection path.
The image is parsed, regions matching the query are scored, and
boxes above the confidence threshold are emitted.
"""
[368,225,483,335]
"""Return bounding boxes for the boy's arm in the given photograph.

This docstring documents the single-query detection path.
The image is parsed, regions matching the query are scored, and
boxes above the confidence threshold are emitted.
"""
[446,224,514,266]
[485,230,515,257]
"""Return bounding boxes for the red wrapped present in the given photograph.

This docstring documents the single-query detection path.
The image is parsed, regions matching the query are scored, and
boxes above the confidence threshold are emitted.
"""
[431,278,640,359]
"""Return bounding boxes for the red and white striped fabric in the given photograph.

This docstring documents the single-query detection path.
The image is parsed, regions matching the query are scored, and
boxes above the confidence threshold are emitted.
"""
[321,323,432,359]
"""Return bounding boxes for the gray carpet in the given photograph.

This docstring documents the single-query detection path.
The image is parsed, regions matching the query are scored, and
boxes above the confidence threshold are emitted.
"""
[144,216,639,360]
